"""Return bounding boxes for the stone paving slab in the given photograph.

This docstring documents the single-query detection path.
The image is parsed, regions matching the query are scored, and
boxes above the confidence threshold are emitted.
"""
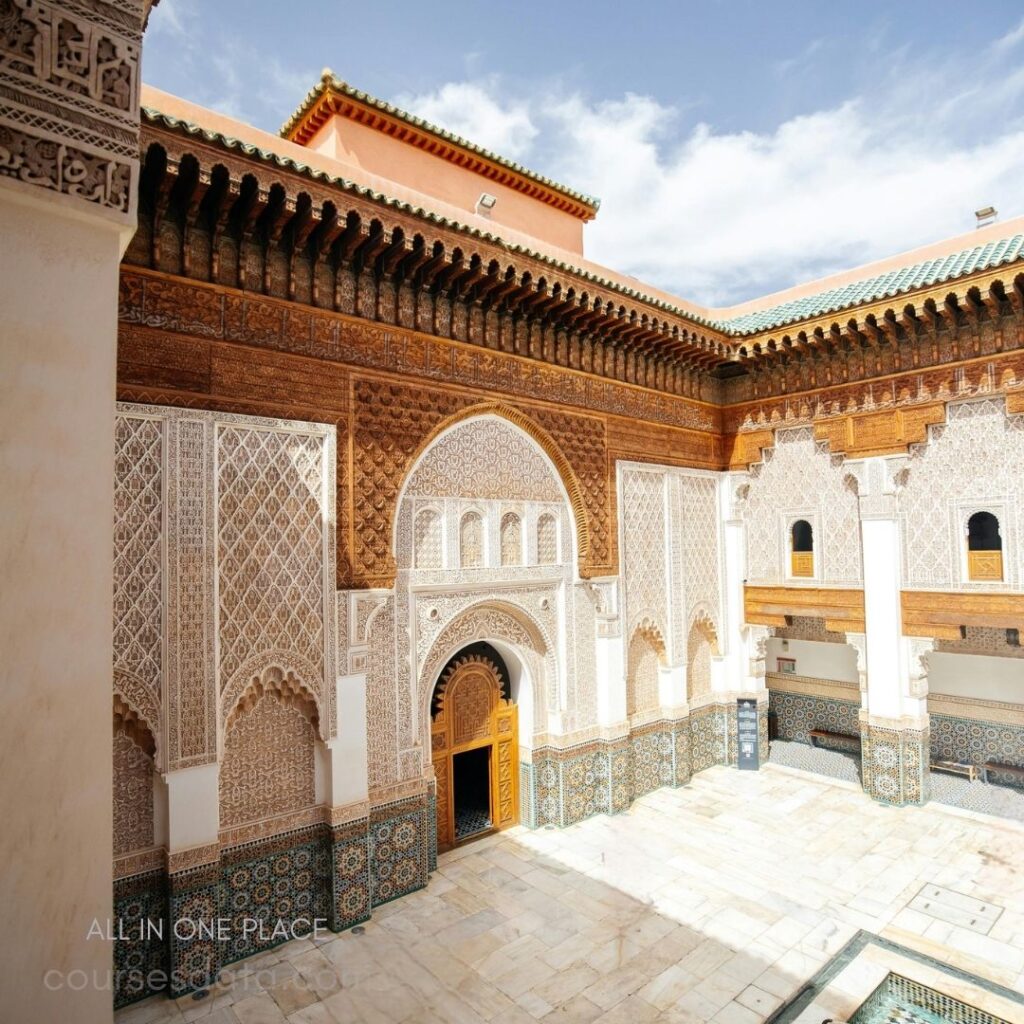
[115,764,1024,1024]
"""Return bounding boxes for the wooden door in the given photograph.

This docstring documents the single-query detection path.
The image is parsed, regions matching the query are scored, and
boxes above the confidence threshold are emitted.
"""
[431,654,519,852]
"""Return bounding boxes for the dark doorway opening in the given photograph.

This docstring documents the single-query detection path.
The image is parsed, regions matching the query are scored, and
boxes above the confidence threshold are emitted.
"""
[453,746,492,841]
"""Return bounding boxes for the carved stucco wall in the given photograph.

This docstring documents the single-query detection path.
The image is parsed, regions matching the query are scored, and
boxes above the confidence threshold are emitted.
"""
[217,425,328,703]
[0,0,146,222]
[627,629,661,719]
[619,463,723,682]
[901,398,1024,590]
[219,692,316,830]
[350,413,592,798]
[741,427,862,586]
[687,618,715,702]
[113,404,337,780]
[112,729,153,857]
[620,467,668,644]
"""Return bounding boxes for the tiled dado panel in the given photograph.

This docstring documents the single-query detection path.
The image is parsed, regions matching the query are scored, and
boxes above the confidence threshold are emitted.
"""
[690,703,730,773]
[219,826,332,968]
[862,725,929,807]
[368,795,432,907]
[528,706,737,827]
[112,796,430,1006]
[112,869,168,1009]
[930,714,1024,785]
[768,689,861,745]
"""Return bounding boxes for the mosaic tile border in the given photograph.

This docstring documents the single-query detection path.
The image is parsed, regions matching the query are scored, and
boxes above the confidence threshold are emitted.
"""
[526,704,745,828]
[766,930,1024,1024]
[851,973,1015,1024]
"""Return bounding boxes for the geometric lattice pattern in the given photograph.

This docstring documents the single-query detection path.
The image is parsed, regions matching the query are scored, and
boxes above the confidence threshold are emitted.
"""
[113,414,163,693]
[930,712,1024,775]
[537,512,558,565]
[620,467,668,637]
[680,474,722,636]
[217,426,326,697]
[413,508,442,568]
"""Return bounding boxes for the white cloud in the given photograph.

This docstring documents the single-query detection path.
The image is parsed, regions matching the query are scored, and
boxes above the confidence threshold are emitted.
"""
[394,78,538,159]
[992,18,1024,53]
[396,39,1024,306]
[147,0,192,38]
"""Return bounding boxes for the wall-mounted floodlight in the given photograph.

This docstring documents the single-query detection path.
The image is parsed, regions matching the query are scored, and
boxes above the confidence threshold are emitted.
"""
[975,206,997,227]
[475,192,497,216]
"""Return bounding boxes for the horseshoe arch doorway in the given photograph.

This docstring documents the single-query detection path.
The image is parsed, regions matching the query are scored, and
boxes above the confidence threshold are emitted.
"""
[431,643,519,851]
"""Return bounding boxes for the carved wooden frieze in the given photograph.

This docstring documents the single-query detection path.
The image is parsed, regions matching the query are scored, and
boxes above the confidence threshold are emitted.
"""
[901,589,1024,641]
[744,584,866,634]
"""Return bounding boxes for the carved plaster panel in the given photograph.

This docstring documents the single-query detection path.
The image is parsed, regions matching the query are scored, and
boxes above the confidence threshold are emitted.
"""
[743,427,862,585]
[620,466,668,641]
[0,0,145,220]
[113,411,162,697]
[901,398,1024,590]
[115,403,337,772]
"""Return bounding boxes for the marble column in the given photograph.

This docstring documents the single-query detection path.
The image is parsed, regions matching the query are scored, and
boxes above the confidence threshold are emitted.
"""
[849,458,930,806]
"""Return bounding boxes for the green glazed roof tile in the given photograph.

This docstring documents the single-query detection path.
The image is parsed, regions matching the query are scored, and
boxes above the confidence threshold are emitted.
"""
[142,107,1024,345]
[718,234,1024,336]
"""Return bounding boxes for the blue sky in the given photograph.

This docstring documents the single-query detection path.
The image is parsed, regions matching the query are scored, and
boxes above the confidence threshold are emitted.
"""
[144,2,1024,305]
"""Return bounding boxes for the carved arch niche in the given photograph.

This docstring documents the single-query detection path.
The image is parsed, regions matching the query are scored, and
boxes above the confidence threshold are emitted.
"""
[627,622,666,720]
[431,649,519,853]
[687,613,720,703]
[219,666,319,831]
[113,692,157,858]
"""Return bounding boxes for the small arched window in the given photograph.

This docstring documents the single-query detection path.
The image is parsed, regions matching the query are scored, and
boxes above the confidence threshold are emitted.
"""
[537,513,558,565]
[967,511,1003,581]
[791,519,814,578]
[500,512,522,567]
[460,511,484,568]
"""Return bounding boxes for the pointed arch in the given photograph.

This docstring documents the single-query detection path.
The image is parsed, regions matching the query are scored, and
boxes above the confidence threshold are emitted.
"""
[394,402,590,564]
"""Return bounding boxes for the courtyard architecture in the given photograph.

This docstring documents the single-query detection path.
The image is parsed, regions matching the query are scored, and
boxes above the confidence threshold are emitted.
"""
[2,4,1024,1022]
[114,767,1024,1024]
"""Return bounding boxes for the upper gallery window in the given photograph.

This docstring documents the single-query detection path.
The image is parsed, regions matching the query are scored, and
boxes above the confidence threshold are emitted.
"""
[500,512,522,567]
[967,511,1003,582]
[790,519,814,579]
[460,511,485,568]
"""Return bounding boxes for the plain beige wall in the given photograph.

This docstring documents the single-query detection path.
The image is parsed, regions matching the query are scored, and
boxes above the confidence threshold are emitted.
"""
[0,192,119,1022]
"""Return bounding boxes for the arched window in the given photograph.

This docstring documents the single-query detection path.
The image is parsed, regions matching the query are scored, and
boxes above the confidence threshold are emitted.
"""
[967,511,1003,581]
[537,513,557,565]
[500,512,522,567]
[460,511,484,568]
[414,508,442,569]
[791,519,814,578]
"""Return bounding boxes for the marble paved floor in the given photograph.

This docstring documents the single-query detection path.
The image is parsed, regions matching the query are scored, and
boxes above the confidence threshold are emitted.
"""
[117,765,1024,1024]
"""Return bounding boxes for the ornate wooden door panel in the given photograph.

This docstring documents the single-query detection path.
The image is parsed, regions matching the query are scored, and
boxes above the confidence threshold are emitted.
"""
[431,653,519,851]
[432,749,452,850]
[492,706,518,829]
